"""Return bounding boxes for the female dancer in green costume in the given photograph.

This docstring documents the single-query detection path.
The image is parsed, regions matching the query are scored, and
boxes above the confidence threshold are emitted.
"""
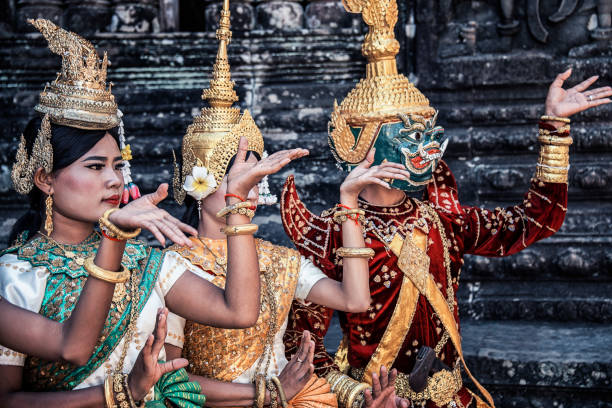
[0,19,305,407]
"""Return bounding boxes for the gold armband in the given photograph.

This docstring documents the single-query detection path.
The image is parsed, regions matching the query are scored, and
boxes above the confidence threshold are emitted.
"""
[221,223,259,236]
[536,135,573,183]
[84,257,130,283]
[333,209,366,225]
[336,247,375,259]
[99,209,141,240]
[540,115,570,124]
[217,201,256,219]
[104,376,117,408]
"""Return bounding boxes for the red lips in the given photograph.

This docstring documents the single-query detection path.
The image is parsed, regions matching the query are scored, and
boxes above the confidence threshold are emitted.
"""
[410,148,441,170]
[103,195,120,206]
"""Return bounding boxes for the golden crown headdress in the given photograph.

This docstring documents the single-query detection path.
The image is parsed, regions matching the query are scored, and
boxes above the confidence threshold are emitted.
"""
[328,0,436,165]
[174,0,264,204]
[11,20,139,199]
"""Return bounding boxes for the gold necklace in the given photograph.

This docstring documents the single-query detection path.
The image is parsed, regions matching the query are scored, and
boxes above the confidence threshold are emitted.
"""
[197,237,227,270]
[37,231,99,266]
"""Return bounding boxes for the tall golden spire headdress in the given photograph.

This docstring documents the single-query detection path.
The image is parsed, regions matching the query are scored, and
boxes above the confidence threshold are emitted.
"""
[328,0,436,165]
[174,0,264,204]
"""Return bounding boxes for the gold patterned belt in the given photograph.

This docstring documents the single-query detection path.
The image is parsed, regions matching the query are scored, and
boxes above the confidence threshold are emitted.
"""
[349,364,463,407]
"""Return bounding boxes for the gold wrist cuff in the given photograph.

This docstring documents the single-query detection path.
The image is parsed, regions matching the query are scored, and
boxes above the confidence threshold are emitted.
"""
[99,209,141,240]
[271,376,289,408]
[346,382,369,408]
[336,247,375,258]
[541,115,571,124]
[221,223,259,236]
[217,201,255,219]
[84,257,130,283]
[536,137,571,183]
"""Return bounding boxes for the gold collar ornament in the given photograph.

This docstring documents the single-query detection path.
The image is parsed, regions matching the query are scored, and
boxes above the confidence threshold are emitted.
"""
[173,0,265,205]
[11,19,140,201]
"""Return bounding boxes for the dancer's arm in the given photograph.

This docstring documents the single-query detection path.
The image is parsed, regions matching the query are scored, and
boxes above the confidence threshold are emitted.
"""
[166,139,309,328]
[464,70,611,257]
[304,149,411,312]
[165,331,314,407]
[0,309,186,408]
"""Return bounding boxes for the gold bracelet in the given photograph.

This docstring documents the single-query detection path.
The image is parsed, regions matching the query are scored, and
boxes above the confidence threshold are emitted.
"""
[221,224,259,236]
[266,379,279,408]
[541,115,570,124]
[253,374,266,408]
[113,373,130,408]
[84,257,130,283]
[216,201,255,218]
[538,125,570,136]
[99,209,141,240]
[271,376,289,408]
[336,247,375,259]
[104,376,117,408]
[333,210,366,225]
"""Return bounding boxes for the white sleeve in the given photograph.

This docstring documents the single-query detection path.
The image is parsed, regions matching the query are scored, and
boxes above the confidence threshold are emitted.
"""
[0,254,49,366]
[165,311,186,349]
[158,250,202,297]
[294,256,327,301]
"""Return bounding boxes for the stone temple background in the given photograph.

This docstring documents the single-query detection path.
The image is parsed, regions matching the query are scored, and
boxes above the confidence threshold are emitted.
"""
[1,0,611,406]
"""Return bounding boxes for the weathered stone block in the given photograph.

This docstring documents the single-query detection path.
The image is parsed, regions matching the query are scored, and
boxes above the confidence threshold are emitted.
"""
[256,1,303,31]
[205,1,255,31]
[304,0,358,30]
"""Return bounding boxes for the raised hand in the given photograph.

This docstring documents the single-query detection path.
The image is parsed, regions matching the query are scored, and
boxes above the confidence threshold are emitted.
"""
[226,137,309,199]
[109,183,197,247]
[277,330,315,400]
[545,68,612,120]
[339,148,411,206]
[364,366,410,408]
[127,308,189,401]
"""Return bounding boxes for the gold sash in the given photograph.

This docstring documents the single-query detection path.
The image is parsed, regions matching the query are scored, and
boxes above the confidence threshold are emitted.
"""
[360,229,495,407]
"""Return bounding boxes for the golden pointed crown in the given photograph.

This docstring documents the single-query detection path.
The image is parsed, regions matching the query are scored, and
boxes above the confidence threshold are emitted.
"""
[174,0,264,204]
[328,0,436,165]
[29,18,119,130]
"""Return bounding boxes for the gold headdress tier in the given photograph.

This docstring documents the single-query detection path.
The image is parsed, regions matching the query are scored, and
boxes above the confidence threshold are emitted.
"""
[29,18,119,130]
[174,0,264,204]
[333,0,434,121]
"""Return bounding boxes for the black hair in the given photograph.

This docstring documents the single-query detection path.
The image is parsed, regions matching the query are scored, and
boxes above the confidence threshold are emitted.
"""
[180,151,260,228]
[9,116,119,243]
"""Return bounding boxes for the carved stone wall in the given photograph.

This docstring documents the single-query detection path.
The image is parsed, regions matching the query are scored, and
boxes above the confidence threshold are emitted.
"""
[0,1,611,406]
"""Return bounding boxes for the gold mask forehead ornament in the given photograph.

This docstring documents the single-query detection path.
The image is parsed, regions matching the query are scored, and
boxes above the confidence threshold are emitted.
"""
[11,19,139,201]
[328,0,437,165]
[174,0,264,204]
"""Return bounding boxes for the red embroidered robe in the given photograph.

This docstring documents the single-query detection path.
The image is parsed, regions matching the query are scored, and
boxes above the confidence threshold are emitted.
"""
[281,161,567,407]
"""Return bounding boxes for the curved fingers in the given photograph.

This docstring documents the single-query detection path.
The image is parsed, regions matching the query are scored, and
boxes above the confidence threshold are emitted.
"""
[570,75,599,93]
[159,358,189,375]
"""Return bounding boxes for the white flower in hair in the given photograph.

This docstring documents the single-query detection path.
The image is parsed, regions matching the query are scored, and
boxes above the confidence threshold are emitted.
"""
[183,166,217,201]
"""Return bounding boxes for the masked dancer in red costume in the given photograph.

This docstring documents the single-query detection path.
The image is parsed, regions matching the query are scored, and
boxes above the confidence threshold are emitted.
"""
[280,0,612,407]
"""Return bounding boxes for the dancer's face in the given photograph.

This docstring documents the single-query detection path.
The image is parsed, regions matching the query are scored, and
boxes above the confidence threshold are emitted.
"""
[43,133,124,223]
[200,153,259,222]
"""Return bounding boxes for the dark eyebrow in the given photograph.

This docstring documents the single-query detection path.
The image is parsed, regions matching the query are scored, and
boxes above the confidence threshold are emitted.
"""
[82,156,123,162]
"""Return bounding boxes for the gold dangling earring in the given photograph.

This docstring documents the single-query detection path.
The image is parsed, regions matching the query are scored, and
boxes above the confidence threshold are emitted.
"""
[45,194,53,235]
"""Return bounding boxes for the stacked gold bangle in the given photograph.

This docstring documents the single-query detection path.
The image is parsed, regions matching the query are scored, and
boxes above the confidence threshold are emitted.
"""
[104,373,142,408]
[217,201,256,219]
[326,370,369,408]
[333,209,366,225]
[336,247,375,259]
[84,257,130,283]
[536,127,573,184]
[99,209,141,240]
[221,223,259,236]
